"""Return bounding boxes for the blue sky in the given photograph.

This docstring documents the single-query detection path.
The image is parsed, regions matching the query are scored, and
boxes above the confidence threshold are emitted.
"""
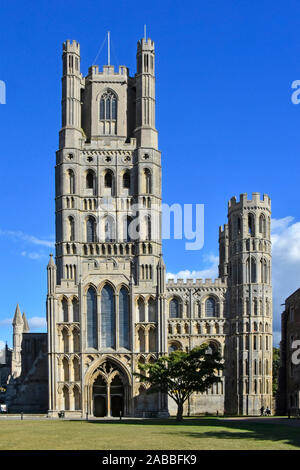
[1,0,300,347]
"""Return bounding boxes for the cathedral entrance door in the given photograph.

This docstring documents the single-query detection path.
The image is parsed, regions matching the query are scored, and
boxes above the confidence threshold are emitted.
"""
[110,375,124,417]
[93,375,107,417]
[94,395,106,417]
[90,361,128,417]
[111,395,123,417]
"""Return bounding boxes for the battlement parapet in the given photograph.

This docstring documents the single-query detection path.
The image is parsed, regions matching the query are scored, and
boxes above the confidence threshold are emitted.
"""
[137,38,155,51]
[166,278,227,288]
[228,192,271,210]
[63,40,80,54]
[219,224,228,236]
[88,64,129,78]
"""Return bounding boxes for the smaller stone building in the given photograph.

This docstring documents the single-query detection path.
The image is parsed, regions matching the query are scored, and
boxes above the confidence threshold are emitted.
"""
[277,288,300,414]
[4,305,48,413]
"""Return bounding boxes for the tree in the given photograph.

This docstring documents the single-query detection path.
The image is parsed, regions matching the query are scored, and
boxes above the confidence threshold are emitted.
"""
[135,344,223,421]
[272,347,280,397]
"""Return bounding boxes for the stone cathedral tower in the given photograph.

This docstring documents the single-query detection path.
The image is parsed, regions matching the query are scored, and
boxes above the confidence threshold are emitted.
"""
[47,37,168,418]
[224,193,273,415]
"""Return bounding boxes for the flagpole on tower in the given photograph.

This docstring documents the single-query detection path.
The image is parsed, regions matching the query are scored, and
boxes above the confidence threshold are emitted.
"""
[144,24,147,41]
[108,31,110,65]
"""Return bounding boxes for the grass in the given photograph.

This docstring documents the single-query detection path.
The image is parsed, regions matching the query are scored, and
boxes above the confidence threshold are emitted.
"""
[1,417,300,450]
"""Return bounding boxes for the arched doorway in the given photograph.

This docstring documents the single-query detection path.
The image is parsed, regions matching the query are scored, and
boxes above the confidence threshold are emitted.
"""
[111,375,124,417]
[93,375,107,417]
[89,360,129,417]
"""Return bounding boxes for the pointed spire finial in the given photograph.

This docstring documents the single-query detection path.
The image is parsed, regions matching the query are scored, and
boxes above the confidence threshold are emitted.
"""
[48,253,55,267]
[22,312,30,333]
[12,304,23,325]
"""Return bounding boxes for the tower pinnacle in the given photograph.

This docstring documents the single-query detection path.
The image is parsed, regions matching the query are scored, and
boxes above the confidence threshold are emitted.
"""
[12,304,23,325]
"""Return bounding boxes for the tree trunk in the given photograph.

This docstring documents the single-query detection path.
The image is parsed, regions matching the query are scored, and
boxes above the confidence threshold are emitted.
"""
[176,402,183,421]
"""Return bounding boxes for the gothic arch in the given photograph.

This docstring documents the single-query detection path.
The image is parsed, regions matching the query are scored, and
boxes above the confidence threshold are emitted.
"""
[84,355,131,417]
[97,279,116,294]
[168,340,183,353]
[96,88,119,102]
[85,169,96,190]
[85,355,131,387]
[168,295,182,318]
[83,282,97,295]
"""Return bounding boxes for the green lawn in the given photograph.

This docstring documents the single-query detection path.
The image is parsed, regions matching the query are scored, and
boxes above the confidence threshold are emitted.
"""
[1,417,300,450]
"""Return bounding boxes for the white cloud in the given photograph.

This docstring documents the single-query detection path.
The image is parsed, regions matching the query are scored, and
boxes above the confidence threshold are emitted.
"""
[0,318,12,326]
[166,254,219,281]
[0,340,5,350]
[28,317,47,329]
[0,229,54,248]
[271,216,300,346]
[21,251,46,260]
[0,316,46,330]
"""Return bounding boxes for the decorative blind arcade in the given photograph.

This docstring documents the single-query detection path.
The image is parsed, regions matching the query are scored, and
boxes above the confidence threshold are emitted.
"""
[119,287,129,349]
[87,288,97,348]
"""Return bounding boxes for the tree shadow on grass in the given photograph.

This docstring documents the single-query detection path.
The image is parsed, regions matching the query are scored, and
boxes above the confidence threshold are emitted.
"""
[175,419,300,449]
[83,417,300,449]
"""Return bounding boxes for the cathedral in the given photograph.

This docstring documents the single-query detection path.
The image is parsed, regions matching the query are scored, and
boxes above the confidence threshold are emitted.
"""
[4,35,273,417]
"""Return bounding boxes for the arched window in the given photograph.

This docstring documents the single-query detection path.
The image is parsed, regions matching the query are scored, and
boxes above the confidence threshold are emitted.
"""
[72,298,79,322]
[67,169,75,194]
[144,215,151,240]
[123,216,133,242]
[104,170,114,195]
[104,215,115,242]
[86,171,94,190]
[101,284,115,349]
[261,258,268,283]
[119,287,129,349]
[73,385,81,410]
[205,342,219,355]
[87,287,97,349]
[123,171,130,189]
[248,213,255,236]
[205,297,217,317]
[169,298,180,318]
[149,328,156,352]
[251,257,257,283]
[144,168,151,194]
[259,214,266,237]
[235,215,241,236]
[86,217,96,243]
[138,298,145,322]
[99,90,117,120]
[138,328,145,352]
[73,329,80,352]
[168,343,180,353]
[62,297,68,322]
[67,216,75,242]
[63,386,69,410]
[104,170,113,188]
[99,90,117,135]
[148,298,156,322]
[264,259,268,283]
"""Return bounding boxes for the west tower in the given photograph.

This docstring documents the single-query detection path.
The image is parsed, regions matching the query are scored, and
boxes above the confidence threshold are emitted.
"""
[47,37,168,418]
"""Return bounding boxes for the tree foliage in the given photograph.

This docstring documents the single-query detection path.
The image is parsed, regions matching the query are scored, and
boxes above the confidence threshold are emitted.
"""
[273,347,280,397]
[135,344,223,420]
